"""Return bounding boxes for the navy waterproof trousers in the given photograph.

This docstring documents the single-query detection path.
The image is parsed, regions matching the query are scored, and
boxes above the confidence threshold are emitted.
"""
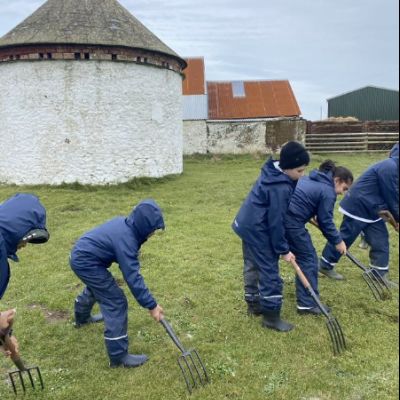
[320,215,389,275]
[242,241,283,312]
[71,258,129,361]
[286,227,320,308]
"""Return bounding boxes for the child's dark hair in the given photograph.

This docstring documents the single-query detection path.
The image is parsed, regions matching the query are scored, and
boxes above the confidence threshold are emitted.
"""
[319,160,354,183]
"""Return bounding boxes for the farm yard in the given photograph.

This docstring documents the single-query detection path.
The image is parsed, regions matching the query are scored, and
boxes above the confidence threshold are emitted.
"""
[0,153,398,400]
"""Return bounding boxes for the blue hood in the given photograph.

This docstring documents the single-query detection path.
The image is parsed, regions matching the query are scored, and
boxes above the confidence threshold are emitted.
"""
[126,199,165,245]
[261,158,295,185]
[309,169,335,187]
[0,193,47,260]
[232,157,296,254]
[390,143,399,160]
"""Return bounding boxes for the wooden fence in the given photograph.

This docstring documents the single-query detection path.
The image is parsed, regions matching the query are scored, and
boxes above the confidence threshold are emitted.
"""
[305,132,399,153]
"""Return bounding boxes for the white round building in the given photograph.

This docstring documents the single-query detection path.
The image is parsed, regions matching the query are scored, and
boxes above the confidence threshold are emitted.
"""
[0,0,186,185]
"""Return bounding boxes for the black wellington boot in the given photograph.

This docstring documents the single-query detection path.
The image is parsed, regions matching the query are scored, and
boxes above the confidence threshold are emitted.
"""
[262,310,294,332]
[109,353,149,368]
[247,302,263,316]
[74,312,104,328]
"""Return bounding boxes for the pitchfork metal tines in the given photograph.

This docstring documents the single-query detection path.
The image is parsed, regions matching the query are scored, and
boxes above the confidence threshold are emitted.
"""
[160,318,209,394]
[290,260,347,356]
[0,334,44,395]
[8,364,44,395]
[320,308,346,356]
[346,252,392,301]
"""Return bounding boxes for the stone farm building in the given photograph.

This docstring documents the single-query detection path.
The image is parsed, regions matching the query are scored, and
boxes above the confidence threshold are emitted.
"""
[182,57,306,154]
[0,0,186,185]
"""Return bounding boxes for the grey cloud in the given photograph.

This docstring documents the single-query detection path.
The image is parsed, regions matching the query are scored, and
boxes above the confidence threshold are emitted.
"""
[0,0,398,120]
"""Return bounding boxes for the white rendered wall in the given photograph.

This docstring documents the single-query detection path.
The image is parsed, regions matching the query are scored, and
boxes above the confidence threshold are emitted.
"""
[0,61,183,184]
[183,120,207,154]
[182,119,307,154]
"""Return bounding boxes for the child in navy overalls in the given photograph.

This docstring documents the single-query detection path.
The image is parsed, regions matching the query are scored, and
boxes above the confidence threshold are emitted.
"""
[320,143,399,283]
[232,141,310,332]
[285,161,353,314]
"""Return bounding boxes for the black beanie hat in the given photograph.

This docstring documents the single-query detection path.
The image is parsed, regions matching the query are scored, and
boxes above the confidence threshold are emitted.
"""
[279,141,310,169]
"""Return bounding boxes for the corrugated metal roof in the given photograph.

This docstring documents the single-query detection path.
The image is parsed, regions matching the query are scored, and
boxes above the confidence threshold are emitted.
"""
[183,95,208,120]
[328,86,399,121]
[327,85,399,101]
[0,0,183,64]
[207,80,301,120]
[182,57,205,95]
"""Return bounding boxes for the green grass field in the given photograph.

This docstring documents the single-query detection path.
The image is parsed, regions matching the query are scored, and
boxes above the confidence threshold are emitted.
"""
[0,153,398,400]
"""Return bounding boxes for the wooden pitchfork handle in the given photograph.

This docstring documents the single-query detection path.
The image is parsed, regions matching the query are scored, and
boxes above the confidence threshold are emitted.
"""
[309,218,320,230]
[289,259,331,319]
[378,210,399,232]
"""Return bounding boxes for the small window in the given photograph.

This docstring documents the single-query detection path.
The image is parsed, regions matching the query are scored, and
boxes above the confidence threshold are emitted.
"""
[111,54,117,60]
[47,53,52,59]
[84,53,90,60]
[39,53,44,59]
[232,81,246,97]
[136,56,141,62]
[144,57,148,63]
[74,52,81,60]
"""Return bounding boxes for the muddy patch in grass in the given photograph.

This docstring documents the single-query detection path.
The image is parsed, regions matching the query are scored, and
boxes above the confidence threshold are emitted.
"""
[28,304,70,324]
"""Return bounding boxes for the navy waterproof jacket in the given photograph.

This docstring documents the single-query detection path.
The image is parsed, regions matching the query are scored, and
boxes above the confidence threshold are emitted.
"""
[340,145,399,222]
[232,158,297,255]
[71,199,165,310]
[0,193,47,299]
[285,170,342,245]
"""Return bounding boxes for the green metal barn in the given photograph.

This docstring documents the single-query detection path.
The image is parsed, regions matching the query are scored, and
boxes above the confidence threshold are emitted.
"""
[328,86,399,121]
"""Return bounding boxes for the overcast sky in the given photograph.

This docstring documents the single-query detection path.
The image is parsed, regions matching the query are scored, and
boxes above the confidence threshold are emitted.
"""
[0,0,398,120]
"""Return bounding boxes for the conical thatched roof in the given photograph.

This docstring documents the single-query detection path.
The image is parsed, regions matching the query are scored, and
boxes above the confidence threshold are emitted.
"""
[0,0,181,59]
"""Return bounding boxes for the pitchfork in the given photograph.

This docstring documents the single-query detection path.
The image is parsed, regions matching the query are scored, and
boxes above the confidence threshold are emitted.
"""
[308,219,392,301]
[290,260,346,356]
[345,251,392,301]
[160,318,209,394]
[0,331,44,395]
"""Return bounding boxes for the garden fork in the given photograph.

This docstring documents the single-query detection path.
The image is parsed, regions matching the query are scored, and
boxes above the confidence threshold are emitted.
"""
[160,318,209,393]
[308,219,391,301]
[345,251,392,301]
[291,260,346,356]
[0,332,44,395]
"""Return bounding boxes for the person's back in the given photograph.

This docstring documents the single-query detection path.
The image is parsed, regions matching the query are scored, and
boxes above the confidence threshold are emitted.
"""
[286,168,342,246]
[233,157,296,252]
[320,144,399,282]
[70,198,165,368]
[285,161,352,312]
[72,217,136,267]
[287,170,335,225]
[339,155,399,222]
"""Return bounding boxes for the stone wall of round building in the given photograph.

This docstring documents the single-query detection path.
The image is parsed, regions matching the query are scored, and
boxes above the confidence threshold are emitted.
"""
[0,60,183,184]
